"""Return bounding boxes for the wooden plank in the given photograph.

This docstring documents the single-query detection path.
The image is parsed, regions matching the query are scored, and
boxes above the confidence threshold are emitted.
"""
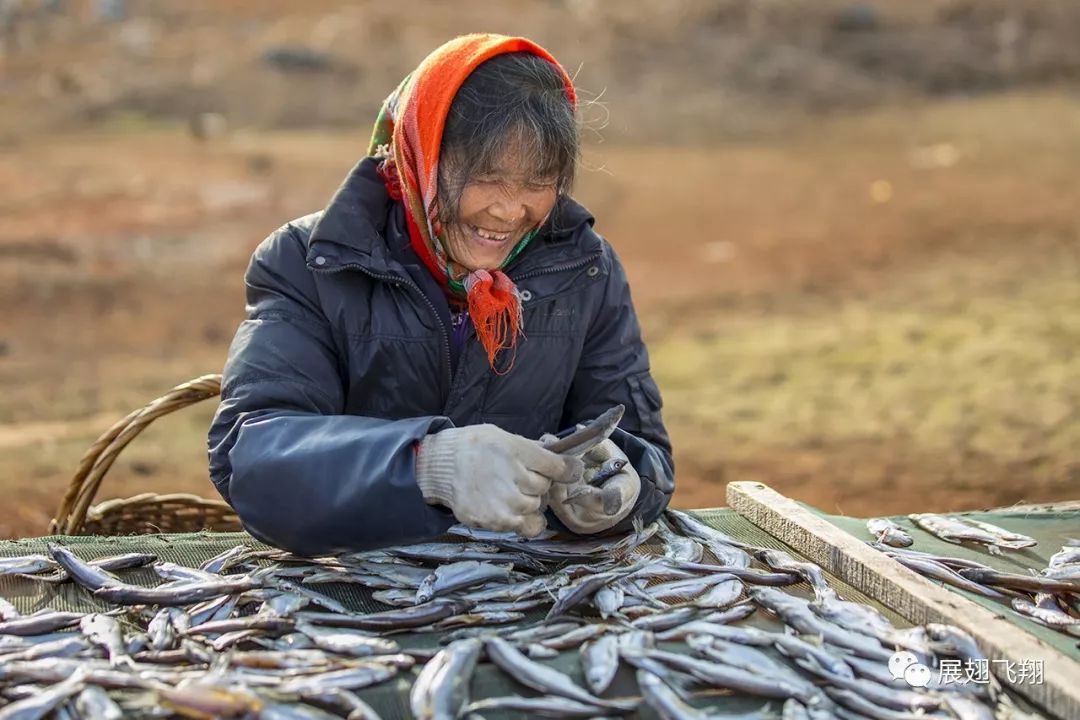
[726,481,1080,720]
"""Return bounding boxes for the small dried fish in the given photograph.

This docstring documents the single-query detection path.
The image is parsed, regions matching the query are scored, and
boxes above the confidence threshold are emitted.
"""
[47,544,123,590]
[471,598,548,614]
[0,555,55,577]
[278,663,401,694]
[581,633,621,695]
[959,518,1037,549]
[617,629,656,652]
[146,608,180,652]
[822,673,941,713]
[696,575,744,608]
[808,595,901,646]
[547,565,641,620]
[941,694,995,720]
[0,668,89,720]
[199,545,253,574]
[541,404,624,457]
[631,648,822,705]
[259,701,342,720]
[656,519,705,563]
[484,636,636,711]
[304,690,383,720]
[459,573,570,604]
[646,572,739,603]
[185,616,295,637]
[295,599,468,631]
[74,685,123,720]
[538,623,609,651]
[688,635,787,675]
[187,594,237,627]
[870,544,994,571]
[409,638,482,720]
[23,553,157,584]
[503,620,583,645]
[654,607,759,641]
[751,549,836,602]
[824,688,927,720]
[93,576,261,606]
[594,582,626,619]
[391,543,546,573]
[589,457,629,486]
[423,611,525,632]
[668,562,800,587]
[748,588,892,662]
[630,606,701,633]
[637,668,714,720]
[464,695,608,718]
[0,636,88,663]
[773,633,855,680]
[414,561,513,603]
[153,562,220,584]
[958,568,1079,594]
[0,596,19,621]
[1043,564,1080,582]
[887,554,1009,599]
[908,514,1034,553]
[664,509,752,568]
[295,622,399,657]
[867,518,913,547]
[1010,597,1080,636]
[0,611,86,637]
[156,682,263,718]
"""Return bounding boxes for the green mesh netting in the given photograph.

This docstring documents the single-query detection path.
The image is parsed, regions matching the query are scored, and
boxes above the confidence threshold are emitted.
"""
[0,509,1061,718]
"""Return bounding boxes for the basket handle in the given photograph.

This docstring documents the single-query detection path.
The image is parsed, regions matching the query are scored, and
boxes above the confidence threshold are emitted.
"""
[51,374,223,535]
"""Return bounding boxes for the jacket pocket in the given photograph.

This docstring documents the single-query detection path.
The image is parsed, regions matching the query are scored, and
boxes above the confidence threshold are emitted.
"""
[627,370,664,429]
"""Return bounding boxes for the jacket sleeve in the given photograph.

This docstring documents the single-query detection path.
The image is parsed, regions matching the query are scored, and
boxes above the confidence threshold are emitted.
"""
[556,238,675,534]
[207,224,455,555]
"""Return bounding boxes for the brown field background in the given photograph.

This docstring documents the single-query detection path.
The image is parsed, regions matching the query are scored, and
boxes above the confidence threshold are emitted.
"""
[2,0,1079,538]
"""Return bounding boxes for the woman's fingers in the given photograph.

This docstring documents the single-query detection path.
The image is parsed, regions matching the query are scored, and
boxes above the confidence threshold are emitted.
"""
[506,486,544,514]
[516,440,583,484]
[514,512,548,538]
[516,470,554,497]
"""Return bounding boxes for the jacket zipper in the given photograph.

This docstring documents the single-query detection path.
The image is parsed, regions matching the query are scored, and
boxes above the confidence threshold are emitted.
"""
[313,263,453,393]
[313,250,601,399]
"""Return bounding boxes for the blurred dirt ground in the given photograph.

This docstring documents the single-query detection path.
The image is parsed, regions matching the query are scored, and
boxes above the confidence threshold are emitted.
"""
[2,1,1080,537]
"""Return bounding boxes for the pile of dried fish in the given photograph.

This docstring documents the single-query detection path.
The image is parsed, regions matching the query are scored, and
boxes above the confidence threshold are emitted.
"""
[0,510,1046,719]
[866,515,1080,640]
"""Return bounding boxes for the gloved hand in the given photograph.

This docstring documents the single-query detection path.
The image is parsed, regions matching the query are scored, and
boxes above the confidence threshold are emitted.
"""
[415,424,583,538]
[546,437,640,534]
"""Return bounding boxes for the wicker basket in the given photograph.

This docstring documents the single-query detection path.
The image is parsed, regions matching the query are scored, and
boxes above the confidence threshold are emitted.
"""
[50,374,242,536]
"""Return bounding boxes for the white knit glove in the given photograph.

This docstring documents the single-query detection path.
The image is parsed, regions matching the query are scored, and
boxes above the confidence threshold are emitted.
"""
[546,438,640,534]
[416,424,583,538]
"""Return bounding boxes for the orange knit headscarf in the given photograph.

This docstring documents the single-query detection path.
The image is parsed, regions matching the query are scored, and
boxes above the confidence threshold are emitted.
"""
[367,34,577,370]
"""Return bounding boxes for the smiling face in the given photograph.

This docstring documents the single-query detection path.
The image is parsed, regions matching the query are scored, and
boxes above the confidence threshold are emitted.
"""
[441,158,559,272]
[433,52,577,275]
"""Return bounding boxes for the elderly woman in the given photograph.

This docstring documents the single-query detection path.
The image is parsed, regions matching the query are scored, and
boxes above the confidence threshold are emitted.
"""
[208,34,673,555]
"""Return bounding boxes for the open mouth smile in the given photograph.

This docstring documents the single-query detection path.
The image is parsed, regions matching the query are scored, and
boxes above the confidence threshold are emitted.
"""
[468,225,515,246]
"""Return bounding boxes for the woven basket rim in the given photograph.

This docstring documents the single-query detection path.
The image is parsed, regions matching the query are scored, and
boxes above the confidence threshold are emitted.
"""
[51,374,233,535]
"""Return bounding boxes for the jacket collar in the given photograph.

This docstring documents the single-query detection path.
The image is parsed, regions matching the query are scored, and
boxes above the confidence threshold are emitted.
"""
[307,157,601,278]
